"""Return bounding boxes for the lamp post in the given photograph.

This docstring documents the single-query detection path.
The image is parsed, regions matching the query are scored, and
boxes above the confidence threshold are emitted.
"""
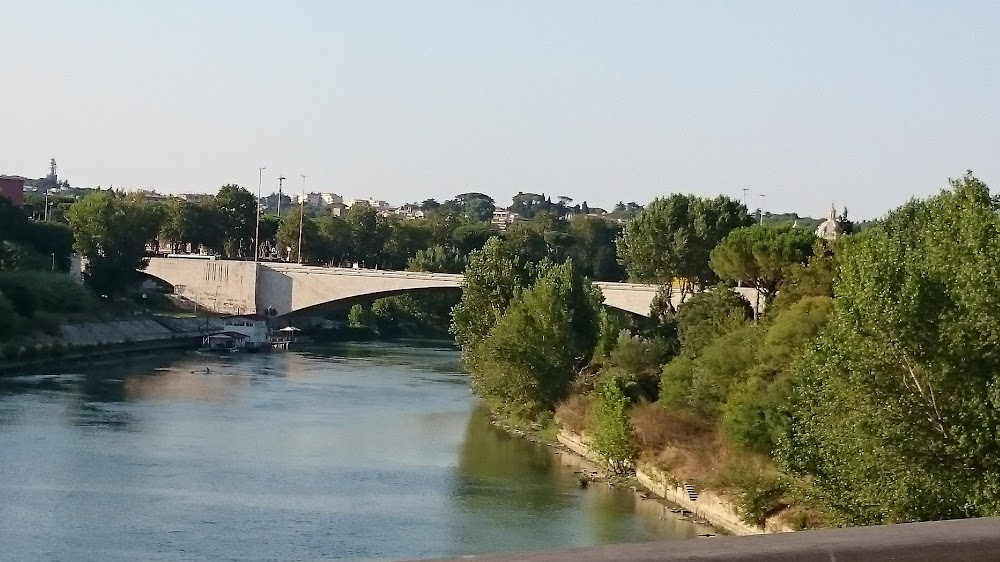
[254,166,266,263]
[277,174,286,219]
[297,175,306,263]
[759,194,766,225]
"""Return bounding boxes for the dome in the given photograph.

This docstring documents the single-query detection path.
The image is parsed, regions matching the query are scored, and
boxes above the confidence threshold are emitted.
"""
[815,204,844,241]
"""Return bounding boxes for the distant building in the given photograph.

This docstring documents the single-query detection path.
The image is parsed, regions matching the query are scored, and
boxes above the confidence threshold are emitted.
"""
[815,204,847,241]
[0,175,27,206]
[180,193,214,203]
[491,209,526,231]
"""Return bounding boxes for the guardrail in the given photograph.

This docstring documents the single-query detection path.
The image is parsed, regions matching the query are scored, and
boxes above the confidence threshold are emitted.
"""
[419,517,1000,562]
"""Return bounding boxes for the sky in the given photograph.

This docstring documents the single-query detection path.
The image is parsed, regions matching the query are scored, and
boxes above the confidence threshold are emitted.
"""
[3,1,999,219]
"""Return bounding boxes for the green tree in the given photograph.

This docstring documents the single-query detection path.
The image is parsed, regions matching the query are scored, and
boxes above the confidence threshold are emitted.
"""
[315,215,351,265]
[452,222,496,256]
[723,296,832,454]
[466,260,602,421]
[568,215,625,281]
[590,373,637,475]
[408,245,466,273]
[452,237,542,352]
[276,207,321,262]
[781,173,1000,524]
[676,287,754,355]
[346,202,380,266]
[67,191,159,297]
[709,223,816,313]
[617,194,751,298]
[214,184,256,257]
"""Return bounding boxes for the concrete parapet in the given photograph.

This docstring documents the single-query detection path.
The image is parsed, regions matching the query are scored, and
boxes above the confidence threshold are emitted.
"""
[423,517,1000,561]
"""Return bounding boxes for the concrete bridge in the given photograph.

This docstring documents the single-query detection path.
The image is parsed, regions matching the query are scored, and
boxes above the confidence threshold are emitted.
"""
[143,257,684,317]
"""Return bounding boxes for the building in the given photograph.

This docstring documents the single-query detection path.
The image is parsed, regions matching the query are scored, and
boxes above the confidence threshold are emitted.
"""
[0,175,27,206]
[491,209,525,231]
[815,204,847,241]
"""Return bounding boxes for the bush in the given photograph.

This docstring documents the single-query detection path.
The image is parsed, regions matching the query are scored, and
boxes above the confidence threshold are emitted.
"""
[589,374,636,475]
[0,271,92,316]
[608,331,671,401]
[676,287,753,356]
[686,325,759,416]
[555,393,593,434]
[631,401,713,454]
[659,355,696,408]
[717,461,791,527]
[0,291,21,339]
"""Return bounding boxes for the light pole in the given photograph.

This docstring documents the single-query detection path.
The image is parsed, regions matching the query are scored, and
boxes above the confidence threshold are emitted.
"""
[254,166,266,263]
[759,194,766,225]
[741,187,749,205]
[277,174,286,219]
[297,174,306,263]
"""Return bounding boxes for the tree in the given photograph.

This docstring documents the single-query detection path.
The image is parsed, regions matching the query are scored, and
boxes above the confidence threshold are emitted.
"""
[675,287,754,355]
[67,191,159,297]
[452,236,544,352]
[709,223,816,313]
[590,373,637,475]
[781,173,1000,524]
[276,207,322,262]
[408,245,466,273]
[466,260,603,420]
[464,197,495,222]
[617,194,751,298]
[0,195,30,242]
[315,215,351,265]
[346,202,380,266]
[214,184,256,258]
[568,215,625,281]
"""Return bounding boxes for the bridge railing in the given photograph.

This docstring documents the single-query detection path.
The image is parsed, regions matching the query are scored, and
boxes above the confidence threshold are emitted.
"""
[418,517,1000,562]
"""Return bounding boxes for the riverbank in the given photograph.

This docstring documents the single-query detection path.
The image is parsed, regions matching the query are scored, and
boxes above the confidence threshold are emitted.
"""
[0,316,212,373]
[494,415,794,537]
[492,419,724,537]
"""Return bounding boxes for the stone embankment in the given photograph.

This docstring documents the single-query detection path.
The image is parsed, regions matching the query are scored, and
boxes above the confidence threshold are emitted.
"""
[557,429,792,536]
[0,316,218,372]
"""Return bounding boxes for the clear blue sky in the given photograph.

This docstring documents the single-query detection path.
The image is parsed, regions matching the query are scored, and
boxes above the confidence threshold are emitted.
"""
[3,1,999,219]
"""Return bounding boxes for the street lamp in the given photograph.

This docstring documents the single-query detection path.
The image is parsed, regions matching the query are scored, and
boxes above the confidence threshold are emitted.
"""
[254,166,266,264]
[297,174,306,263]
[759,194,766,225]
[277,174,286,219]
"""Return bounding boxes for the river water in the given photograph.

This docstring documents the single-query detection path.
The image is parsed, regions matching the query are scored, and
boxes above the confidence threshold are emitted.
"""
[0,342,709,561]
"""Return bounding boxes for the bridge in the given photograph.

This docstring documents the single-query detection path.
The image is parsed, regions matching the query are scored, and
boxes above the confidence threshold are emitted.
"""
[143,257,697,317]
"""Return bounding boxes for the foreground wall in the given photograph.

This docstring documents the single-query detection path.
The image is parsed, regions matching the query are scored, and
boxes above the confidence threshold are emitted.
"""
[424,517,1000,562]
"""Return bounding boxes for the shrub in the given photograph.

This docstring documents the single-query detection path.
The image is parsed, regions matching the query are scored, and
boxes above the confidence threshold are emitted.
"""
[589,374,636,475]
[676,287,753,356]
[716,461,791,527]
[659,355,696,408]
[555,393,593,434]
[608,331,671,401]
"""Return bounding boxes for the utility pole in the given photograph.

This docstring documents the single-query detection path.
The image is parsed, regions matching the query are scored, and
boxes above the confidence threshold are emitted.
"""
[297,175,306,263]
[277,173,286,219]
[254,166,266,263]
[759,194,766,225]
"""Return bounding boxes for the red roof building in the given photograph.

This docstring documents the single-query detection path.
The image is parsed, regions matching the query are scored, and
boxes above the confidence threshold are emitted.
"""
[0,176,26,206]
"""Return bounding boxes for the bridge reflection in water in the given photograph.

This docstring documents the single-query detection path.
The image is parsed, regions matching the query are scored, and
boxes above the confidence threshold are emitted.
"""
[421,517,1000,562]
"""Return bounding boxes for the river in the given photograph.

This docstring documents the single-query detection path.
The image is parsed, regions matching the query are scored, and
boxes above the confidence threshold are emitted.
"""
[0,342,711,561]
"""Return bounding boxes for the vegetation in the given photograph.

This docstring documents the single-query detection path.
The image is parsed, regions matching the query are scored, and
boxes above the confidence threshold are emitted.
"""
[453,172,1000,532]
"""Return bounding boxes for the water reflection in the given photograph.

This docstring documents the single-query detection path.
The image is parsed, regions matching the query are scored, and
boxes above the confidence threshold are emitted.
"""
[0,344,704,561]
